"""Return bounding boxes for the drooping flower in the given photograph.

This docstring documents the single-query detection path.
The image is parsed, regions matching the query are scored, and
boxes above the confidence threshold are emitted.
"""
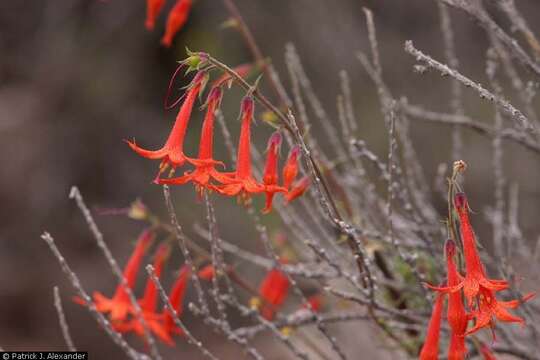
[282,146,300,190]
[419,294,445,360]
[259,268,290,320]
[212,96,266,202]
[145,0,166,30]
[426,193,508,304]
[158,87,234,196]
[425,193,535,338]
[75,230,154,322]
[114,243,174,346]
[163,265,191,336]
[161,0,193,48]
[445,239,468,360]
[285,177,310,203]
[126,71,206,181]
[262,132,287,213]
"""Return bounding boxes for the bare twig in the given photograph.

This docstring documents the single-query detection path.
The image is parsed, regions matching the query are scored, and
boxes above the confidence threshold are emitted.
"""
[405,40,534,132]
[401,101,540,155]
[53,286,76,351]
[440,0,540,78]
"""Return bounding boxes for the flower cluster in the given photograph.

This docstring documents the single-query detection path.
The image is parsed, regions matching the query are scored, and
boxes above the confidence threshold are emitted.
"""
[74,229,191,346]
[145,0,193,48]
[419,192,535,360]
[127,66,310,212]
[74,227,324,346]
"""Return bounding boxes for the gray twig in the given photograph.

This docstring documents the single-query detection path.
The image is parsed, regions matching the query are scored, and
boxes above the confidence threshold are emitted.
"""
[53,286,76,352]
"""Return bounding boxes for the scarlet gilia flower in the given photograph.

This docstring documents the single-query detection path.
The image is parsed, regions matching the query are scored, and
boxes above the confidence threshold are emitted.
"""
[259,267,290,320]
[445,239,468,360]
[75,230,154,321]
[427,192,535,338]
[285,177,310,203]
[466,288,534,336]
[212,63,254,89]
[161,0,193,48]
[427,193,508,304]
[114,243,174,346]
[163,265,191,336]
[145,0,166,30]
[262,132,287,213]
[126,71,206,181]
[158,87,233,196]
[212,96,266,202]
[419,294,445,360]
[282,146,300,190]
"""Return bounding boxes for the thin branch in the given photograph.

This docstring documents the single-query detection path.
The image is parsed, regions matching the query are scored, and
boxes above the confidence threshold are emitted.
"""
[401,101,540,155]
[440,0,540,78]
[53,286,76,351]
[405,40,534,132]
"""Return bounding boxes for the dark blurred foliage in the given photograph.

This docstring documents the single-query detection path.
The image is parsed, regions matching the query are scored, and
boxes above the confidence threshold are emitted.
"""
[1,0,539,358]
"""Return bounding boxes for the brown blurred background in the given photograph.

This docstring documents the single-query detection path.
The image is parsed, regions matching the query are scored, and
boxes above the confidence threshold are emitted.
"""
[1,0,539,358]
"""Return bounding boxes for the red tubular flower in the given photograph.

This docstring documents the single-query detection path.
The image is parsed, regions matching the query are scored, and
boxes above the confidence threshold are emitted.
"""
[212,63,253,89]
[76,230,154,321]
[425,194,535,338]
[282,146,300,190]
[262,132,287,213]
[285,177,310,203]
[145,0,166,30]
[419,294,445,360]
[158,87,234,196]
[161,0,192,48]
[259,268,290,320]
[126,72,206,181]
[115,243,174,346]
[212,96,266,202]
[445,239,468,360]
[163,265,191,336]
[426,193,508,304]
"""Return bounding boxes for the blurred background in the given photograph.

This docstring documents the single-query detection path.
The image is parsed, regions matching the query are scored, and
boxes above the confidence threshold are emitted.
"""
[1,0,539,358]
